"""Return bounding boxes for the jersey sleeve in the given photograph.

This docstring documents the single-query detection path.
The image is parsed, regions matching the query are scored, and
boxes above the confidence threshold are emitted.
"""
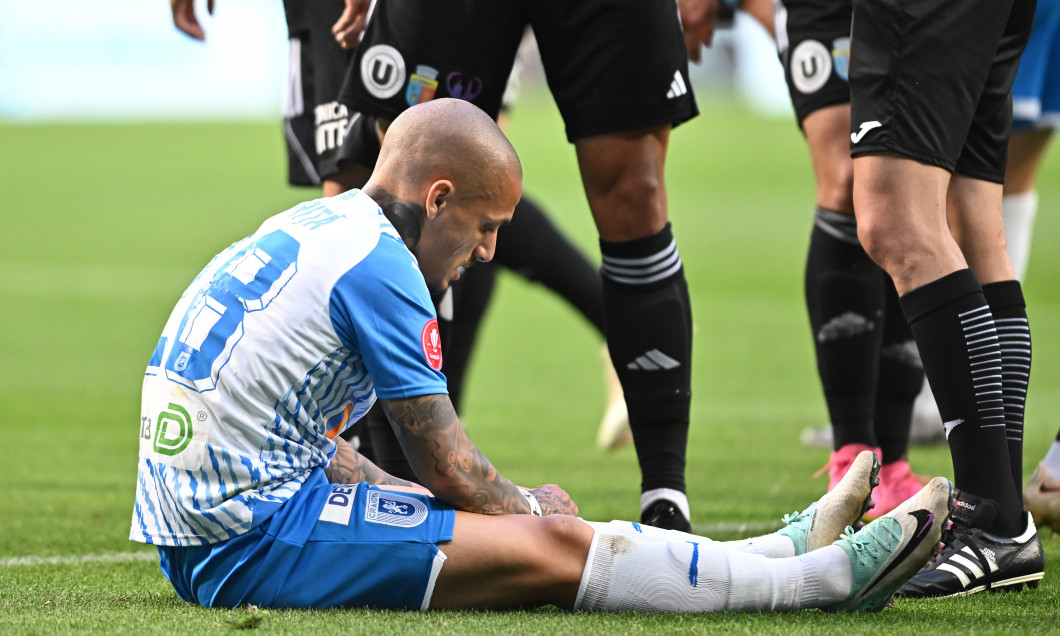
[328,234,449,399]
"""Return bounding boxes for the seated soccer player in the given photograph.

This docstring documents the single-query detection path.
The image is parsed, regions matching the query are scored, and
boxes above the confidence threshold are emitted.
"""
[132,99,950,612]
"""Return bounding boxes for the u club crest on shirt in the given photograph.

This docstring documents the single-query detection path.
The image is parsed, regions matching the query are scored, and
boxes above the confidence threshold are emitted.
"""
[421,318,443,370]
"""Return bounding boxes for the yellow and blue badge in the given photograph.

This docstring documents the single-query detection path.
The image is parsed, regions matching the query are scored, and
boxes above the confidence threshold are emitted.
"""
[833,37,850,82]
[406,65,439,107]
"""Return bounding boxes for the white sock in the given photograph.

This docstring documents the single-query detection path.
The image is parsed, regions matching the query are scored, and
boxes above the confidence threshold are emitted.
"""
[721,534,797,558]
[1003,190,1038,281]
[641,488,691,521]
[1043,441,1060,475]
[587,519,796,558]
[575,522,851,612]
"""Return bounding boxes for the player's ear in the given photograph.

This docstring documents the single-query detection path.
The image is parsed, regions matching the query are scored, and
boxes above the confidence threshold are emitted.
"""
[425,180,454,220]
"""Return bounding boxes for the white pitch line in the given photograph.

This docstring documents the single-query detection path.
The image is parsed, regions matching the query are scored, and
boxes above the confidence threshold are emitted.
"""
[0,551,158,568]
[0,522,782,568]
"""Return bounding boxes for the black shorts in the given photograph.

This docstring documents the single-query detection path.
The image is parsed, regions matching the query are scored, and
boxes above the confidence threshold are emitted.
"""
[284,0,382,186]
[339,0,698,141]
[774,0,853,128]
[849,0,1037,182]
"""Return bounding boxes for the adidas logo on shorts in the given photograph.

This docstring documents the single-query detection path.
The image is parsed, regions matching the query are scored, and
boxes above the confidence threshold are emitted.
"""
[666,71,688,99]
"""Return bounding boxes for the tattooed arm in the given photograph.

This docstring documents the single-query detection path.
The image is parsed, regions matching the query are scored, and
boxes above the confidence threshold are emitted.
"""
[380,394,578,516]
[325,435,426,491]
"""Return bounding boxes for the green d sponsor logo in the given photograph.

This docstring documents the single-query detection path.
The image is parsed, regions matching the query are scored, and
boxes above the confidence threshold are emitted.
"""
[154,403,193,456]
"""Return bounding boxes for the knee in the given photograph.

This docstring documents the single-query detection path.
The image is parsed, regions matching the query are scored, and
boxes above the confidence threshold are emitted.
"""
[538,516,594,581]
[854,212,899,267]
[818,160,855,213]
[594,170,667,238]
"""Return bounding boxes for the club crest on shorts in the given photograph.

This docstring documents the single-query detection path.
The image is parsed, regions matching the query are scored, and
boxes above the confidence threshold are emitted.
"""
[365,490,428,527]
[832,38,850,82]
[361,44,406,99]
[791,40,832,94]
[421,318,443,370]
[406,65,440,106]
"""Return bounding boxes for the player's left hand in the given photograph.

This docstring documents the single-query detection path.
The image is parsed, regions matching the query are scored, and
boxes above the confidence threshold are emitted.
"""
[530,484,579,517]
[332,0,372,50]
[679,0,721,62]
[171,0,215,42]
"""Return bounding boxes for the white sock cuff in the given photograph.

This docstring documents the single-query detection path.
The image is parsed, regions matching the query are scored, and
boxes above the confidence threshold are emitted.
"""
[1003,190,1039,219]
[1043,441,1060,475]
[573,527,612,611]
[641,488,690,520]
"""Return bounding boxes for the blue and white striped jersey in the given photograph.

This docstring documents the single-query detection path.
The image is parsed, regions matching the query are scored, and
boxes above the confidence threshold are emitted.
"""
[131,189,448,547]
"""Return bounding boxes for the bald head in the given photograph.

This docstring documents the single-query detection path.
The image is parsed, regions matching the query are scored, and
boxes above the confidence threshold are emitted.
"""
[363,99,523,294]
[369,98,522,203]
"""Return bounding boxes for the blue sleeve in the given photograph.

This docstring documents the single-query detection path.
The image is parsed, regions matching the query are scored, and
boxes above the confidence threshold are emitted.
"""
[328,234,449,399]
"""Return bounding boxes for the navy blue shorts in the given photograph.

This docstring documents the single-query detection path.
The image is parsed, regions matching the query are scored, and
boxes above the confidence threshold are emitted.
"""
[157,470,456,609]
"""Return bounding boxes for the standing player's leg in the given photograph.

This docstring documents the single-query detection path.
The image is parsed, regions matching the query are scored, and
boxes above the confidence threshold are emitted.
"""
[1002,129,1050,279]
[774,0,925,513]
[871,279,930,513]
[1004,0,1059,281]
[800,105,886,487]
[575,128,695,532]
[849,0,1043,597]
[494,196,605,335]
[531,0,698,531]
[1010,0,1060,533]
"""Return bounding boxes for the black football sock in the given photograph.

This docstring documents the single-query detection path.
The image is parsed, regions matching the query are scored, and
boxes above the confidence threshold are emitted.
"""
[804,208,884,450]
[874,275,925,464]
[496,195,605,333]
[363,402,417,482]
[899,269,1023,536]
[437,262,498,413]
[601,223,691,495]
[983,280,1032,502]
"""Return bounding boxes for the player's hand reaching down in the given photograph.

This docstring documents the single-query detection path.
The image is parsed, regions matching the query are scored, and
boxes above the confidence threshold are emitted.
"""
[531,484,579,516]
[679,0,721,61]
[171,0,214,41]
[333,0,373,49]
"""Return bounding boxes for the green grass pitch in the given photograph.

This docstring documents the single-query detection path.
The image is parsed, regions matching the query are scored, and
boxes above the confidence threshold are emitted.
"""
[2,93,1059,633]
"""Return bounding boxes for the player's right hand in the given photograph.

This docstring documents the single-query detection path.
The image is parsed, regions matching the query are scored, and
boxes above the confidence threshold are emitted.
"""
[333,0,372,50]
[530,484,579,517]
[171,0,215,42]
[678,0,721,62]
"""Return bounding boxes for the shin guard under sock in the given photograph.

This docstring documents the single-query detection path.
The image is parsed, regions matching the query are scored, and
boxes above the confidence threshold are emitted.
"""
[600,223,691,494]
[899,269,1022,535]
[874,276,925,464]
[496,195,605,333]
[804,208,884,449]
[983,280,1031,500]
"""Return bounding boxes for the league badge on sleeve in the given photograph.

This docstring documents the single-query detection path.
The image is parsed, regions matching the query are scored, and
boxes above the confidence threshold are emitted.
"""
[421,318,443,370]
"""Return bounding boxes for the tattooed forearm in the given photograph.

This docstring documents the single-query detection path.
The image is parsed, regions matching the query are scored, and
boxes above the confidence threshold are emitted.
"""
[363,185,424,248]
[325,436,416,488]
[380,394,533,515]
